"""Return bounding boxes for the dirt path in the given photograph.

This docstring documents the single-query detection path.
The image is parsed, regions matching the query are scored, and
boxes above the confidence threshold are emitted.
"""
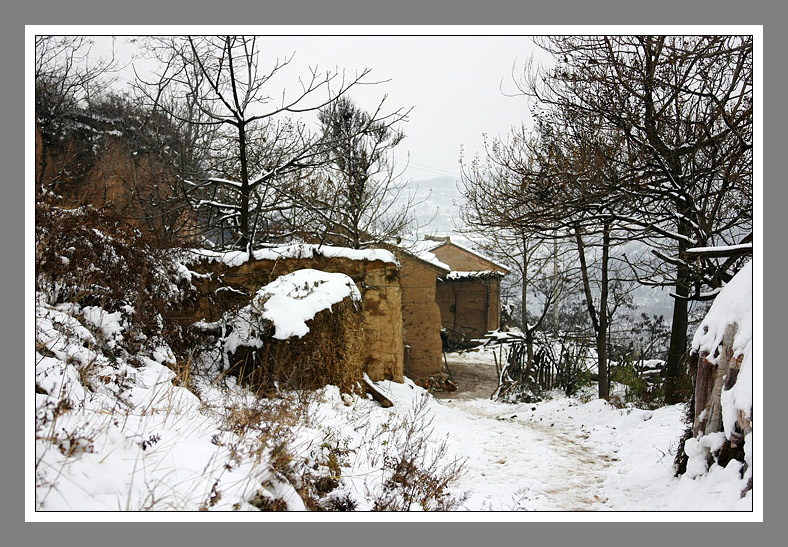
[432,352,500,401]
[445,400,616,510]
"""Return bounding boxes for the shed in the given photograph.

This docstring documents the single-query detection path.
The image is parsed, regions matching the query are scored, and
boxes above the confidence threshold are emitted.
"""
[424,237,510,340]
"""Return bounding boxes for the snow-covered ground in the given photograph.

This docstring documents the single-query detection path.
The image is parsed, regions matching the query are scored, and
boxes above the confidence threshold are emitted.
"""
[380,364,751,512]
[32,247,753,516]
[33,322,752,515]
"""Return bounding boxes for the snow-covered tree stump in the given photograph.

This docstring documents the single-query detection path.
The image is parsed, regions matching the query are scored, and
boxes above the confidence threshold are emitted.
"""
[683,261,752,496]
[693,323,751,445]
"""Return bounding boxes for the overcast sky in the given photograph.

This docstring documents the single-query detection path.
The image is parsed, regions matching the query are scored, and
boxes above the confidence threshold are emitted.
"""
[89,33,555,183]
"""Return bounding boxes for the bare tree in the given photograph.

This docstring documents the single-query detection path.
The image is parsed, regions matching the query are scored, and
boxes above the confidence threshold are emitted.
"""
[459,139,569,377]
[134,35,377,251]
[302,96,416,248]
[519,35,753,403]
[460,109,642,399]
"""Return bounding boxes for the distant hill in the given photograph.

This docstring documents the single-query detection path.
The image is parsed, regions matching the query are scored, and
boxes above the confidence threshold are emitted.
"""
[402,175,463,236]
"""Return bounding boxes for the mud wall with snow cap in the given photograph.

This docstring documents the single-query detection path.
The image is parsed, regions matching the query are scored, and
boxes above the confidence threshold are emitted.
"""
[396,252,445,380]
[188,248,404,383]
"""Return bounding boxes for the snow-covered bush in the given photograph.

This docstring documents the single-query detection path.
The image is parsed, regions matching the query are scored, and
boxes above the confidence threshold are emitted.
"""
[366,394,467,511]
[35,201,196,361]
[208,269,366,394]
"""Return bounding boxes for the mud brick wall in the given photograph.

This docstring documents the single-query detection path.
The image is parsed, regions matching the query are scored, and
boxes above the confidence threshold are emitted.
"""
[436,276,501,339]
[189,255,404,383]
[397,253,444,380]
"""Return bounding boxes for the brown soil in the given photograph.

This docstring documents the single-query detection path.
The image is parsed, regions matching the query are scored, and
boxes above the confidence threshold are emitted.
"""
[433,354,499,401]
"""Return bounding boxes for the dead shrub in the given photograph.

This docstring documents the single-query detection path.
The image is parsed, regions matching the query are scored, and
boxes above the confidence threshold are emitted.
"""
[219,394,309,455]
[215,392,353,512]
[367,394,467,511]
[35,201,195,357]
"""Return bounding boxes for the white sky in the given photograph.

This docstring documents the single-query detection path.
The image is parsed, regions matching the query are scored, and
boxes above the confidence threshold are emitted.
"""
[87,33,555,183]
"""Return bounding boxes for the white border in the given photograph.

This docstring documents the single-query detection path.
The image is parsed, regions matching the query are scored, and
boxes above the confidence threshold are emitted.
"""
[26,25,764,523]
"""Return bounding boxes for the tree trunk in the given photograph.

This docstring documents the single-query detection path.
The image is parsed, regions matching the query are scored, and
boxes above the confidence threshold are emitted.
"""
[574,223,608,399]
[37,139,49,190]
[692,323,749,442]
[521,267,534,371]
[237,123,251,253]
[664,217,691,404]
[597,220,610,399]
[642,45,692,405]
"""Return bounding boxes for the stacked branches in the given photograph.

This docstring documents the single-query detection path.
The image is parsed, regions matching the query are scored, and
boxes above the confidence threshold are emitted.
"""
[216,270,365,394]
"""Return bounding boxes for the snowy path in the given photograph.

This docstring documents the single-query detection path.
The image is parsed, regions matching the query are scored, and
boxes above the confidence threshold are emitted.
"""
[435,398,617,511]
[431,351,615,509]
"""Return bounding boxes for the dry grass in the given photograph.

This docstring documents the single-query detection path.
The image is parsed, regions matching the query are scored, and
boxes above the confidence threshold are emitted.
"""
[226,297,365,395]
[366,394,467,511]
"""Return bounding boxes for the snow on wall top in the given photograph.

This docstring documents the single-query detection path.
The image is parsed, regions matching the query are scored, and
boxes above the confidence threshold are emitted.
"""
[252,269,361,341]
[691,260,753,440]
[192,243,397,268]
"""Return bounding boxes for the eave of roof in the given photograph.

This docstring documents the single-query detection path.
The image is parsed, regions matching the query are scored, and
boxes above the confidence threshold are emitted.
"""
[430,237,511,275]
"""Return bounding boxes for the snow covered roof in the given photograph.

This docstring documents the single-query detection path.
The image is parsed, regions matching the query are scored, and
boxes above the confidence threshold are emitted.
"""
[394,239,452,272]
[410,238,445,253]
[444,270,506,280]
[192,243,398,268]
[427,236,511,275]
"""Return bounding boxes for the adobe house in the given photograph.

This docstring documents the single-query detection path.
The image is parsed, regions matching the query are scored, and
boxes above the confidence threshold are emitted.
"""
[425,236,510,339]
[391,248,451,380]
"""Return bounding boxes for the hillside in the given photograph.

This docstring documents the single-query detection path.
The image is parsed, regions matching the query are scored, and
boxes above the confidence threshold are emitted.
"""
[403,175,464,237]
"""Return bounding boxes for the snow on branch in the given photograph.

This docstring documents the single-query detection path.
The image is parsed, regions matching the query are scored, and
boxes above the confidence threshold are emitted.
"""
[683,243,753,259]
[196,200,243,211]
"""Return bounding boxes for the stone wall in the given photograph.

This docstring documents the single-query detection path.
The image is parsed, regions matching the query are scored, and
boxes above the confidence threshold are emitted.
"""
[189,255,404,383]
[396,253,445,380]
